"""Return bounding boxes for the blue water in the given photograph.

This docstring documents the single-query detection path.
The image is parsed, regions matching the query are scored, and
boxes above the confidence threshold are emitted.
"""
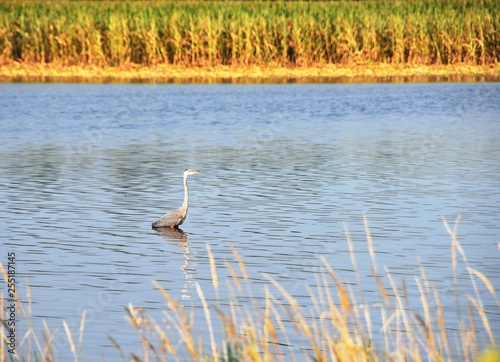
[0,82,499,360]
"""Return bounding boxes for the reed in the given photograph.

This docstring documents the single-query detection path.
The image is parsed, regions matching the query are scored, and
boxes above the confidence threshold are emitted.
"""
[116,216,498,362]
[0,0,498,69]
[1,217,498,361]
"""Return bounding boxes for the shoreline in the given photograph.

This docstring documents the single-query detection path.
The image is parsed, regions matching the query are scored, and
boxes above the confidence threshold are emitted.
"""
[1,63,499,84]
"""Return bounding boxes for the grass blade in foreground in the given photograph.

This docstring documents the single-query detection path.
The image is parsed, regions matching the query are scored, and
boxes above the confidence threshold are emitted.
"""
[1,217,498,361]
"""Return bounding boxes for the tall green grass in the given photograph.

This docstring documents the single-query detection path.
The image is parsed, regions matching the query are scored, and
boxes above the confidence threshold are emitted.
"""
[0,0,498,68]
[1,216,498,361]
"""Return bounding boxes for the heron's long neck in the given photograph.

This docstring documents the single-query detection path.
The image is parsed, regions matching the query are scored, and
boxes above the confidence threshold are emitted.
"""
[181,174,189,213]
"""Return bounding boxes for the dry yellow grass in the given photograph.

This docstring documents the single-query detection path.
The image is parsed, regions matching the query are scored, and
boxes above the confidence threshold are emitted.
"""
[1,62,499,83]
[1,216,498,361]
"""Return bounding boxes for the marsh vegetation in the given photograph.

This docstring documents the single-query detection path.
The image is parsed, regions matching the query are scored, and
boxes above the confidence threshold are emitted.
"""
[0,0,498,81]
[1,218,498,361]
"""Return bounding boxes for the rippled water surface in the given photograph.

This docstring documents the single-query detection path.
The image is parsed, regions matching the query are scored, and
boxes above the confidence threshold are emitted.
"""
[1,82,499,360]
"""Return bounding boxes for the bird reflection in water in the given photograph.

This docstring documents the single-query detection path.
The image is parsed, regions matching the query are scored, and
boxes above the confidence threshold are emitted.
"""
[154,227,196,301]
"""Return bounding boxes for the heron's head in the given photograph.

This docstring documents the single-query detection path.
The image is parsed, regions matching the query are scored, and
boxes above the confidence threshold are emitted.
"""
[184,169,201,176]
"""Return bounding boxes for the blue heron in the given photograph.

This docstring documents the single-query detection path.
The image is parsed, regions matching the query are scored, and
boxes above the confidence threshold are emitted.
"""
[152,169,201,228]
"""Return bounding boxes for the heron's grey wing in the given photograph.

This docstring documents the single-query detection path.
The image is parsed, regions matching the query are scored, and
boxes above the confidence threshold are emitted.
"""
[152,209,185,228]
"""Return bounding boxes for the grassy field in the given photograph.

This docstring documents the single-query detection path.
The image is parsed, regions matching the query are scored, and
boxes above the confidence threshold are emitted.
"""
[1,217,499,361]
[0,0,499,82]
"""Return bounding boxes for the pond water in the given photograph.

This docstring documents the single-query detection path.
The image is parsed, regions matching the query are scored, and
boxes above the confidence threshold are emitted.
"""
[0,82,499,360]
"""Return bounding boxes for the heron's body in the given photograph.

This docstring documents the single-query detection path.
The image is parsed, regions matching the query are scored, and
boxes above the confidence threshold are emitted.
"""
[152,169,200,229]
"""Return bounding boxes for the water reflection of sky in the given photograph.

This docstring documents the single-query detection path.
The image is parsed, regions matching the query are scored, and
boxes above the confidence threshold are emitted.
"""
[0,82,499,360]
